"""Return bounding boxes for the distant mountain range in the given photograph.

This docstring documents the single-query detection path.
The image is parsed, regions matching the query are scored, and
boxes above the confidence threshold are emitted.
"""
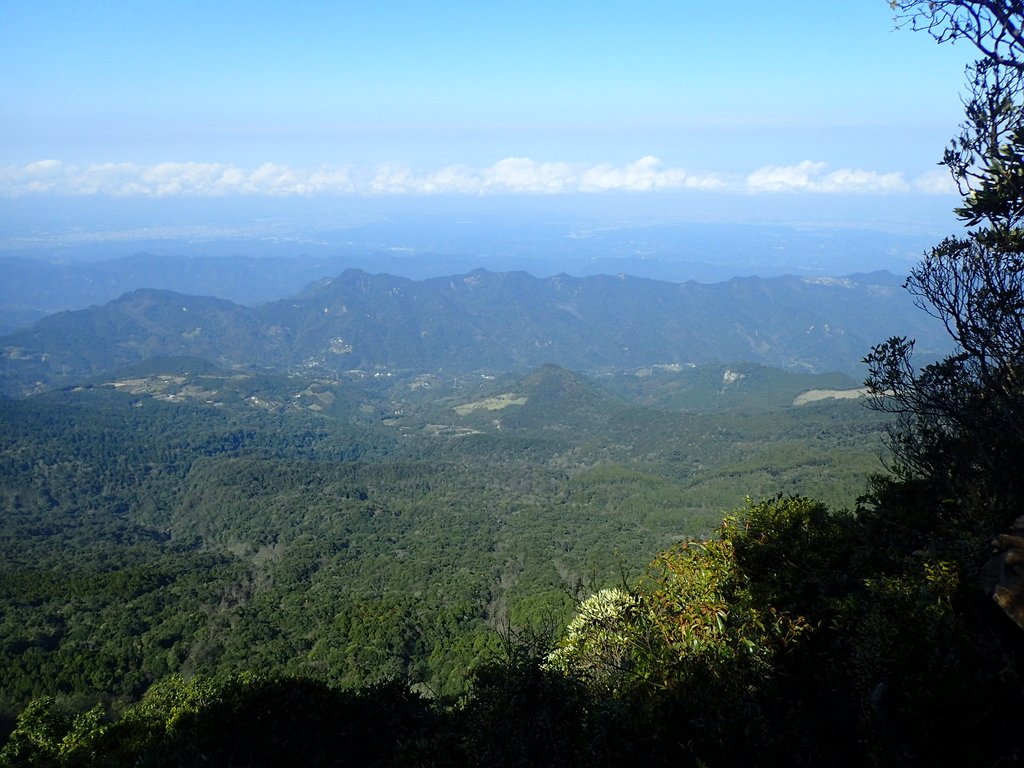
[0,253,367,333]
[0,216,940,334]
[0,268,951,396]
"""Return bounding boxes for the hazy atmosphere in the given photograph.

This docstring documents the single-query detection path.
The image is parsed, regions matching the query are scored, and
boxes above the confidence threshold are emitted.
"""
[1,1,976,276]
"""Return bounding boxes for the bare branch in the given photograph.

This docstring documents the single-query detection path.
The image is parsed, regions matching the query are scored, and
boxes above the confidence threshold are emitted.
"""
[891,1,1024,68]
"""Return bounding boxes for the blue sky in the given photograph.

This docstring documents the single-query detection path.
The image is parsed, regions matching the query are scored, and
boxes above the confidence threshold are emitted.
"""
[0,1,978,223]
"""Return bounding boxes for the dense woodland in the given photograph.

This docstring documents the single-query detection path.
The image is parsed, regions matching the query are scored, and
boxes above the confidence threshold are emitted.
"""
[5,2,1024,765]
[0,363,885,718]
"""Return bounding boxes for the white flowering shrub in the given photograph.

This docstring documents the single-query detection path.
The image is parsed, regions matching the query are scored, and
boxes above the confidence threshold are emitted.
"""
[545,587,643,694]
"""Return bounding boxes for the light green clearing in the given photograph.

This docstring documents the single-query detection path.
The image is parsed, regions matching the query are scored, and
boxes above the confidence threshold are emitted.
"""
[793,388,868,406]
[453,393,529,415]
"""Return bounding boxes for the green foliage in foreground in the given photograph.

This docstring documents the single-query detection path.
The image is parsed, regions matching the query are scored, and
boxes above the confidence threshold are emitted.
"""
[0,674,457,767]
[3,495,1021,767]
[547,494,1024,765]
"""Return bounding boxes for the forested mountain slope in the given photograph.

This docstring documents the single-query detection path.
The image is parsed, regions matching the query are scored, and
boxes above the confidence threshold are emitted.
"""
[0,269,948,395]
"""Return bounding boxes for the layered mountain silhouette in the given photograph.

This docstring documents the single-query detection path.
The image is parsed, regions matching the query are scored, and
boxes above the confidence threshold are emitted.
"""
[0,269,948,395]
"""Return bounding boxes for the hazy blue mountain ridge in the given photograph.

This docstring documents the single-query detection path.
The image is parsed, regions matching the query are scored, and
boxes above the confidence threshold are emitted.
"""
[0,268,949,395]
[0,254,368,334]
[0,217,939,336]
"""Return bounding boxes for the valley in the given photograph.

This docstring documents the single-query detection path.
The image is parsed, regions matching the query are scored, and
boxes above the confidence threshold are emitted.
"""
[0,351,889,719]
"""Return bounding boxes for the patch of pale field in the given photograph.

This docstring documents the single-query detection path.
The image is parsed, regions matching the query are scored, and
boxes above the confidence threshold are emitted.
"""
[453,393,529,415]
[793,388,868,406]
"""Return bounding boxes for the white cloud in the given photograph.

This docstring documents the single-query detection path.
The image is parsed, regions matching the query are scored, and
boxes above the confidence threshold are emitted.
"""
[24,159,62,173]
[370,164,417,194]
[2,158,65,193]
[481,157,575,193]
[912,168,958,195]
[417,164,480,195]
[579,156,724,192]
[0,157,957,198]
[745,161,910,194]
